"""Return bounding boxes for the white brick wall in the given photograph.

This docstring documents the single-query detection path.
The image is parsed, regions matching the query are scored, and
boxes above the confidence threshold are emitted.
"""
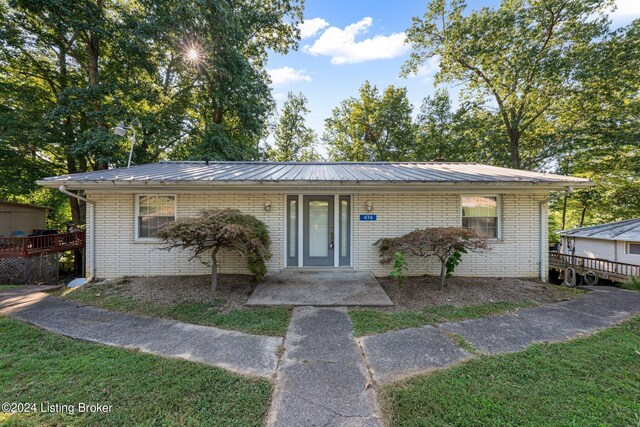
[86,192,285,278]
[353,193,547,277]
[86,191,547,279]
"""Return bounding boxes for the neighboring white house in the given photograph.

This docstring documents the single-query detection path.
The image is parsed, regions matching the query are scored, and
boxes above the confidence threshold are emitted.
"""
[558,218,640,266]
[37,161,591,281]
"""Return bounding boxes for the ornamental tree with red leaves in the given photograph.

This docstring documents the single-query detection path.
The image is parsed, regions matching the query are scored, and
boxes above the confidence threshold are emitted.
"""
[156,209,271,290]
[376,227,489,289]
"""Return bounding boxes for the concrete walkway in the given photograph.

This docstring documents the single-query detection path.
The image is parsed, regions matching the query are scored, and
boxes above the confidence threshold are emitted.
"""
[360,286,640,383]
[247,270,393,307]
[0,289,282,378]
[268,307,382,426]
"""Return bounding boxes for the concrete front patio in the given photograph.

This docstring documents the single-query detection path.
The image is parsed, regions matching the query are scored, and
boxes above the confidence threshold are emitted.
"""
[246,269,393,306]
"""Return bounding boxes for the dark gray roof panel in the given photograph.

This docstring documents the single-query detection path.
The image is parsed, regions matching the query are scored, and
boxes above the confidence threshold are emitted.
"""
[40,161,592,185]
[558,218,640,241]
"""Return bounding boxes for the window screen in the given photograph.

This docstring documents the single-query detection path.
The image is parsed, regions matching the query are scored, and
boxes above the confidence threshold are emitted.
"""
[138,195,175,238]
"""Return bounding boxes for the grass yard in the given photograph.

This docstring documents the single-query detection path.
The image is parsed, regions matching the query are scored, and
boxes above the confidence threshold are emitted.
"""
[350,301,533,336]
[0,285,20,291]
[381,315,640,426]
[65,287,290,336]
[619,277,640,291]
[0,316,272,426]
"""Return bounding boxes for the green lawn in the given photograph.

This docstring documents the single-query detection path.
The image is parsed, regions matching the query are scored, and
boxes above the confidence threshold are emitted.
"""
[381,315,640,427]
[64,288,290,336]
[0,285,20,291]
[619,277,640,291]
[350,301,534,336]
[0,316,272,426]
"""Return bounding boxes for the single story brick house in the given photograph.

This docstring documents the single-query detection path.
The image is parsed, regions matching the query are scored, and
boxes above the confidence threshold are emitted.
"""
[37,161,591,281]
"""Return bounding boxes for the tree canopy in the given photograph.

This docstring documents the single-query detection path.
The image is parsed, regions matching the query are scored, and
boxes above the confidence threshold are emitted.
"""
[404,0,614,170]
[266,92,320,162]
[324,81,416,161]
[0,0,302,223]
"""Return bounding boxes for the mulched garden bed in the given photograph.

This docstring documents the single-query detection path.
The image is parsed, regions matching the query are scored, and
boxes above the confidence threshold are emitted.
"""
[86,274,256,313]
[374,275,583,312]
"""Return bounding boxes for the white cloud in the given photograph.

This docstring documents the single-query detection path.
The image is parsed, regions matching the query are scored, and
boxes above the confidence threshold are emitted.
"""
[268,66,312,86]
[304,17,410,65]
[299,18,329,39]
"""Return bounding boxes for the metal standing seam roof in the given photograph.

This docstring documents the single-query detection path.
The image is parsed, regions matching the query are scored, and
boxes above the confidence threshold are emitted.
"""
[558,218,640,241]
[37,161,593,186]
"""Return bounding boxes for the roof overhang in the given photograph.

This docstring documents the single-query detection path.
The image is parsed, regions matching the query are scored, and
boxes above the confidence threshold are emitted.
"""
[37,179,593,193]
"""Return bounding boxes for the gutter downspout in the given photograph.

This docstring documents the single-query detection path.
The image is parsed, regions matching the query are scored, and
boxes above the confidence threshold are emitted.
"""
[59,185,95,282]
[539,186,574,282]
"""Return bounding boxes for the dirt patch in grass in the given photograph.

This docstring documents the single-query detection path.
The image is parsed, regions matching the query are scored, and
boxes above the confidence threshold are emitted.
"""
[87,274,256,313]
[376,275,583,312]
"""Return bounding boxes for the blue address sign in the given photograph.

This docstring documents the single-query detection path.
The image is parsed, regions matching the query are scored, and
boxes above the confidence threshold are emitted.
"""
[359,214,377,221]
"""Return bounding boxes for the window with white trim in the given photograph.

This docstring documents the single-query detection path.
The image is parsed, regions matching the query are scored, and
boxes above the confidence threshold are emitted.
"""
[461,196,500,239]
[136,195,176,239]
[627,242,640,255]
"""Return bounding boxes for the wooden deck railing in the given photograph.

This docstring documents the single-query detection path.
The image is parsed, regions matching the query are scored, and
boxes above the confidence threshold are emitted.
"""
[549,251,640,279]
[0,231,85,258]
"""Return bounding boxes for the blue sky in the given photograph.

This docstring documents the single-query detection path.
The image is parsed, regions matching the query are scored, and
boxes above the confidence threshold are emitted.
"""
[266,0,640,149]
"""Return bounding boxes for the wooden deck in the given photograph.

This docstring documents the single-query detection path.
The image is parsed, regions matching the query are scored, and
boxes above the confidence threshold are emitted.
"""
[549,251,640,283]
[0,232,85,258]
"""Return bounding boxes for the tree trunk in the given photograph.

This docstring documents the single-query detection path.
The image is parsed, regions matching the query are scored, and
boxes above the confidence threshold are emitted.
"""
[509,131,521,169]
[210,248,219,291]
[65,155,84,226]
[561,193,568,230]
[579,204,587,227]
[87,0,109,171]
[439,260,447,290]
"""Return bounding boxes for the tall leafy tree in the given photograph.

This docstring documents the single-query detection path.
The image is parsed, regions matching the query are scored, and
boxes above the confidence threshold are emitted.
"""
[0,0,154,223]
[324,81,416,161]
[404,0,613,169]
[147,0,303,161]
[0,0,303,224]
[267,92,319,162]
[549,19,640,229]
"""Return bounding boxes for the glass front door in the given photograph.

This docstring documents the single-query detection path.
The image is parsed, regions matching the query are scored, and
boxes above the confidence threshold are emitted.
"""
[303,196,334,266]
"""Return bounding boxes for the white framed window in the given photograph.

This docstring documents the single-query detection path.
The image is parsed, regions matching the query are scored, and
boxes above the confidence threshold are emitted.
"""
[135,195,176,240]
[626,242,640,255]
[461,195,501,239]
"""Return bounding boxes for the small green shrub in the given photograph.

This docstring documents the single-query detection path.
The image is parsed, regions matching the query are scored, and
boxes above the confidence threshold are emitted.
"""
[389,252,408,287]
[620,276,640,291]
[445,247,467,278]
